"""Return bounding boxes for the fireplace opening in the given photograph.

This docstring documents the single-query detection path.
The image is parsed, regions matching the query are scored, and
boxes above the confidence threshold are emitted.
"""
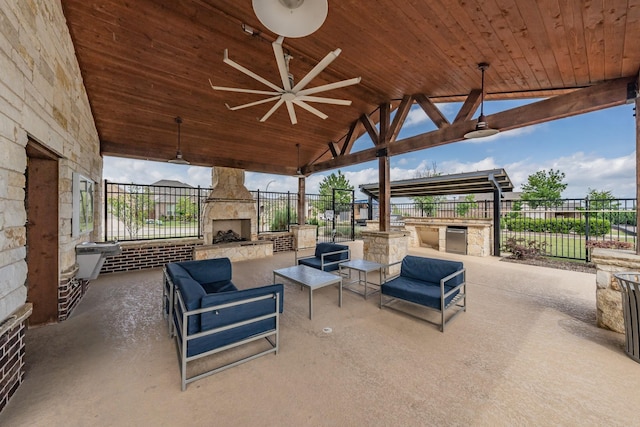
[211,219,251,244]
[213,229,247,244]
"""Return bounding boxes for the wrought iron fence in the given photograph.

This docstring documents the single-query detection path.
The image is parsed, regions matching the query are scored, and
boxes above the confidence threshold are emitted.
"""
[104,180,206,241]
[252,190,298,233]
[104,181,346,241]
[364,197,637,262]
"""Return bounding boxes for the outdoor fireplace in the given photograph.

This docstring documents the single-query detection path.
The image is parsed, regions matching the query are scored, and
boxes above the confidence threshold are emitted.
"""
[201,167,257,245]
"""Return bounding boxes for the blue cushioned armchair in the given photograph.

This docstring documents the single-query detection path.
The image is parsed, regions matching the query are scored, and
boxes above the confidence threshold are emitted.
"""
[296,242,350,272]
[380,255,466,332]
[163,258,284,390]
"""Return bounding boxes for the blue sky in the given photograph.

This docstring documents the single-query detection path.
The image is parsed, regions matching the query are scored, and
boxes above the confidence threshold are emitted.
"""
[103,101,638,199]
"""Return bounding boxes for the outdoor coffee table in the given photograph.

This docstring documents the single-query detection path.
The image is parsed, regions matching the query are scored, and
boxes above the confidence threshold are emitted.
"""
[273,265,342,319]
[339,259,384,300]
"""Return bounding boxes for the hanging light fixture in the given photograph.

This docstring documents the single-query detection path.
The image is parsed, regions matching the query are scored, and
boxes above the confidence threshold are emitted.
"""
[252,0,328,38]
[295,143,305,177]
[168,116,190,165]
[464,63,500,139]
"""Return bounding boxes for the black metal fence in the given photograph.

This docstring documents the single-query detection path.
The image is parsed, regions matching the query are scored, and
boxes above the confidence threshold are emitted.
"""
[104,180,635,262]
[104,181,355,242]
[391,197,636,261]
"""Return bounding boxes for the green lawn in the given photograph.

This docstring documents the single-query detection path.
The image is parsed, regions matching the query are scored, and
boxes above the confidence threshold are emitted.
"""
[501,232,636,260]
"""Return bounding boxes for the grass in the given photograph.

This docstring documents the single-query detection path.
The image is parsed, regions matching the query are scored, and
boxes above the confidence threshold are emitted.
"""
[501,232,636,260]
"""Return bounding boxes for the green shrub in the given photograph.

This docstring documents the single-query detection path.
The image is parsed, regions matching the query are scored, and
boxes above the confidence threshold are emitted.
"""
[503,217,610,236]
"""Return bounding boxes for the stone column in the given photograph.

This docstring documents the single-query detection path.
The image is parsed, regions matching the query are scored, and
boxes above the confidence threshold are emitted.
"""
[362,230,409,276]
[592,248,640,333]
[290,225,317,250]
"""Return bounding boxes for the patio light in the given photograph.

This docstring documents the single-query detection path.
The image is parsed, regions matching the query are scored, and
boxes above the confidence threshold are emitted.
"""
[464,63,500,139]
[252,0,328,38]
[168,116,190,165]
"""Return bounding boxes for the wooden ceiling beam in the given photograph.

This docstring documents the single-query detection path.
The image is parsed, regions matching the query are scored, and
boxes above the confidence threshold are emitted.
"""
[413,93,450,128]
[101,139,298,175]
[307,77,632,174]
[389,95,413,142]
[453,89,482,123]
[360,112,380,145]
[328,141,340,158]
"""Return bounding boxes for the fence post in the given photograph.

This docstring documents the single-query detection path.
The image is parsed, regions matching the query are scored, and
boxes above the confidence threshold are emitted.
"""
[287,191,291,231]
[256,189,261,234]
[104,179,108,241]
[585,196,590,262]
[197,186,202,238]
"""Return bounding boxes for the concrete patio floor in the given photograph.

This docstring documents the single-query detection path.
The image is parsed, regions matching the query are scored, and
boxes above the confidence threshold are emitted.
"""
[1,242,639,426]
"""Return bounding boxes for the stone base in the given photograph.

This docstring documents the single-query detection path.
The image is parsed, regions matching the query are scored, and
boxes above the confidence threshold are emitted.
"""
[290,225,317,250]
[592,248,640,333]
[193,240,273,262]
[404,218,492,256]
[362,230,409,276]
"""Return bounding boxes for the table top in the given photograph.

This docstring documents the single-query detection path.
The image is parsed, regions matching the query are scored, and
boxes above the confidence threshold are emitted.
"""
[274,265,341,290]
[339,259,385,272]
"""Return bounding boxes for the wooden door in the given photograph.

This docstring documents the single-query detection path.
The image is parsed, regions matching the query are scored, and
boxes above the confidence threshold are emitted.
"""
[25,141,59,326]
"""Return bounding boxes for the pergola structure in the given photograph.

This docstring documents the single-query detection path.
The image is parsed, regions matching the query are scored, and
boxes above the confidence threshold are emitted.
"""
[61,1,640,234]
[360,169,514,255]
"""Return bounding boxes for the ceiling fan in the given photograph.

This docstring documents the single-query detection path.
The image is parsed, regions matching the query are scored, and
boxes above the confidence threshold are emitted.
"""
[210,36,361,125]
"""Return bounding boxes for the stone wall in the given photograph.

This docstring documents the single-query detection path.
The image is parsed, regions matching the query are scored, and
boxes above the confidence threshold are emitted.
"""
[362,230,410,276]
[194,241,273,262]
[0,1,102,410]
[403,218,492,256]
[592,248,640,333]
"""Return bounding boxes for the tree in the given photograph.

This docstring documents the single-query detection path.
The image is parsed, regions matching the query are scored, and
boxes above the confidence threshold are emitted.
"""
[455,194,478,217]
[314,170,354,214]
[410,161,445,216]
[175,196,197,221]
[108,185,152,238]
[520,169,567,209]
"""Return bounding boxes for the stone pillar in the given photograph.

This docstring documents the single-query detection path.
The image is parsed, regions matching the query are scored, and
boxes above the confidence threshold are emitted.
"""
[290,225,317,250]
[592,248,640,333]
[362,230,409,276]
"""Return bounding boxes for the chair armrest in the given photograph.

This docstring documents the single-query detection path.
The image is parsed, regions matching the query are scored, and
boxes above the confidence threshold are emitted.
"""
[440,268,466,298]
[319,248,351,267]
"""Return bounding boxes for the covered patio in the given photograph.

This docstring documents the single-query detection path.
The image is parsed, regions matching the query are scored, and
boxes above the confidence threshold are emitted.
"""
[1,243,638,426]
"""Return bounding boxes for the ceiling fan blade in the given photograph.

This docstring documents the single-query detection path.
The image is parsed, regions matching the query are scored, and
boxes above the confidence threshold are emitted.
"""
[291,48,342,92]
[209,81,280,96]
[285,100,298,125]
[260,98,285,122]
[292,100,328,120]
[225,96,281,111]
[272,37,291,91]
[296,95,352,106]
[297,77,362,96]
[223,49,282,92]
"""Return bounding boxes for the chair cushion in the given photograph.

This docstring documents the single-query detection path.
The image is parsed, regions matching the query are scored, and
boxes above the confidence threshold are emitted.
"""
[314,243,349,262]
[401,256,464,287]
[382,276,459,310]
[298,257,340,272]
[176,258,232,284]
[188,284,284,357]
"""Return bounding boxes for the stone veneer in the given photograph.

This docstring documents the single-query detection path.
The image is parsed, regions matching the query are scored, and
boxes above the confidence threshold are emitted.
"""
[592,248,640,333]
[362,230,410,276]
[0,1,102,412]
[403,218,492,256]
[202,167,257,244]
[194,241,273,262]
[290,225,317,250]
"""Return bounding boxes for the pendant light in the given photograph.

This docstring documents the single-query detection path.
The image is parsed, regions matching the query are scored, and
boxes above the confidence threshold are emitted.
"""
[168,116,190,165]
[295,143,305,177]
[252,0,328,38]
[464,63,500,139]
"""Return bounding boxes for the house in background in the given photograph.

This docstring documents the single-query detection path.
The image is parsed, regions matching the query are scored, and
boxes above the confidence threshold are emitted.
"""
[150,180,198,221]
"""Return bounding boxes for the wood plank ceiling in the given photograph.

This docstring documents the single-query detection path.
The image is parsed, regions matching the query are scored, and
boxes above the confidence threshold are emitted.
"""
[61,0,640,176]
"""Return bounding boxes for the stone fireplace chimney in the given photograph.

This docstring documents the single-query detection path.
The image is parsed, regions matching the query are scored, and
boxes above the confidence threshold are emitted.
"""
[202,167,257,244]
